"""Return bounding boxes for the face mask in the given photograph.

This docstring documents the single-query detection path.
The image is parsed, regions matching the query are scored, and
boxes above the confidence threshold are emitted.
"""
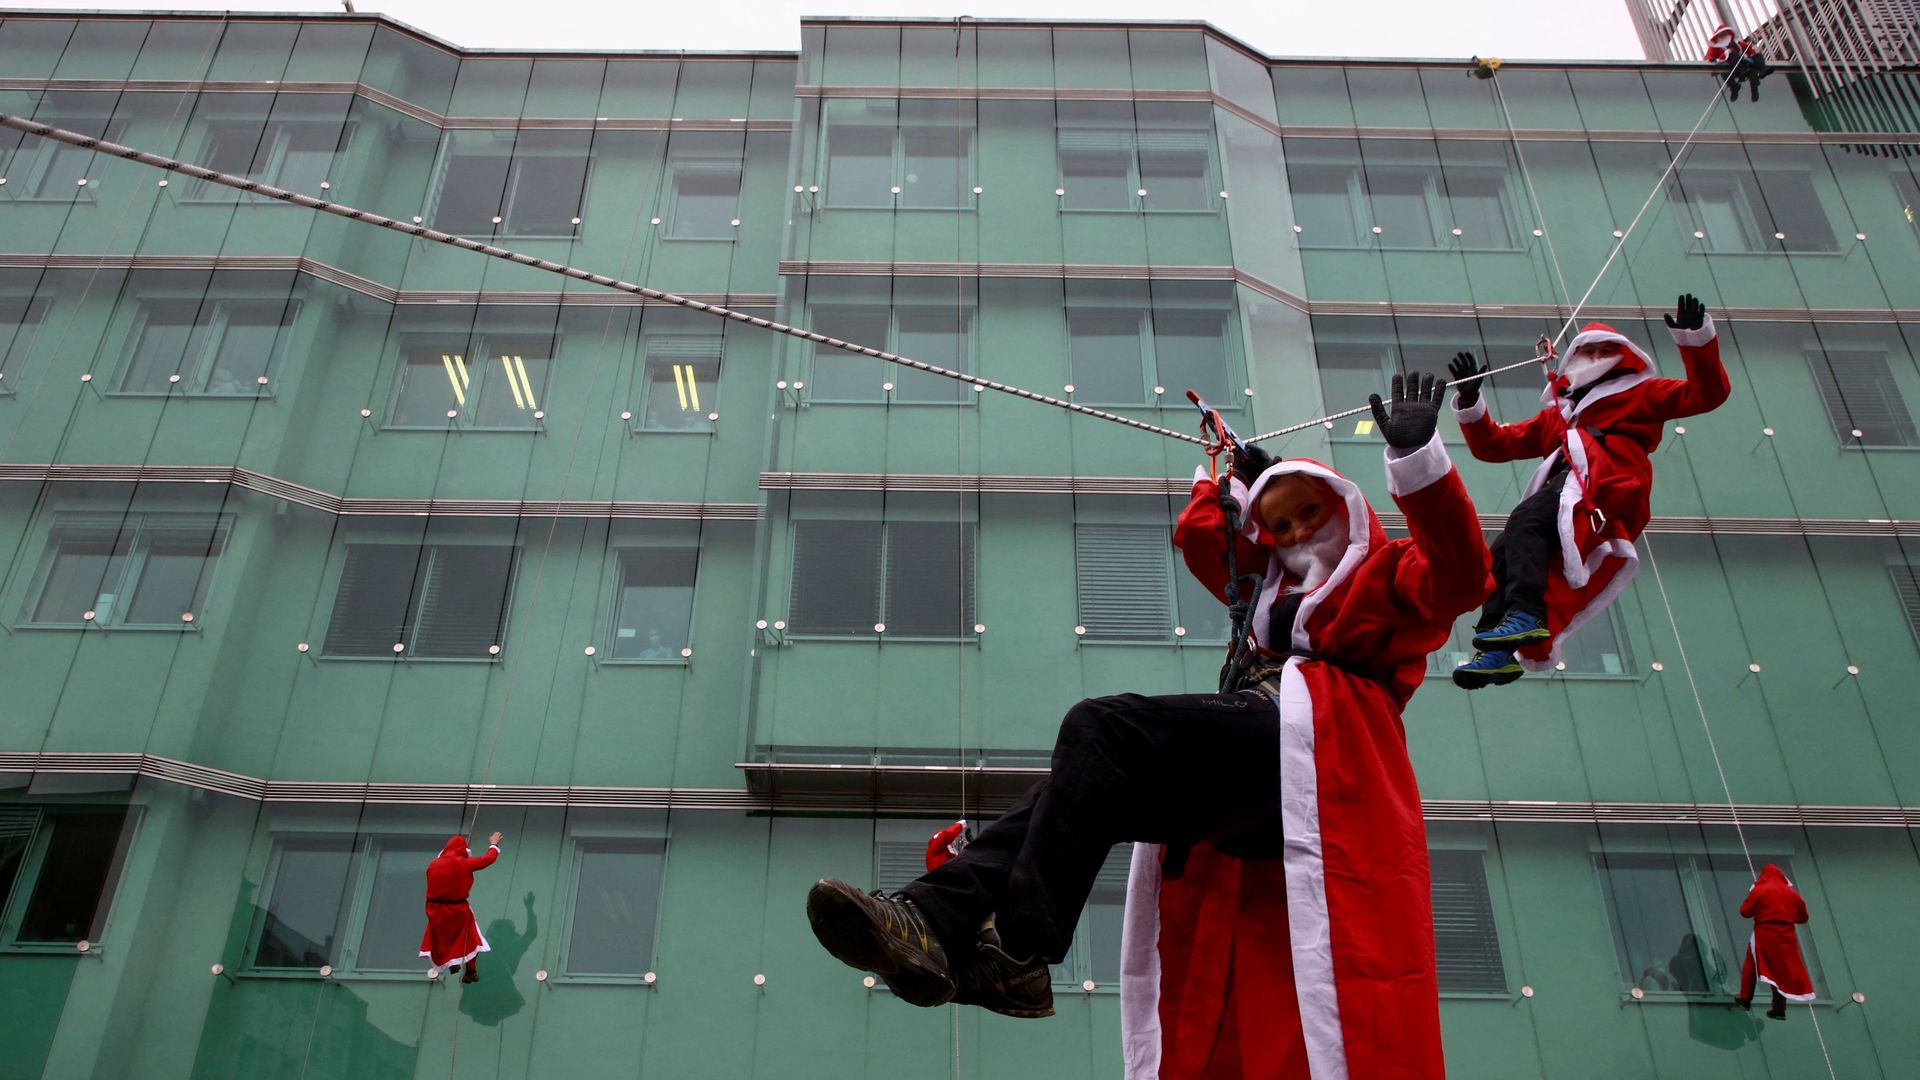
[1558,351,1621,391]
[1276,513,1348,593]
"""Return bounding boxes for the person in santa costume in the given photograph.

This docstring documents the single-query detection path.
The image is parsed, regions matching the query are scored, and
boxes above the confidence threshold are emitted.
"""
[420,831,502,983]
[1446,294,1730,689]
[807,372,1490,1080]
[1703,24,1771,102]
[1734,863,1814,1020]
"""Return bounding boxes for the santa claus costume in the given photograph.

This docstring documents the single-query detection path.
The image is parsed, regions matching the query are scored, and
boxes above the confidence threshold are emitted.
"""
[420,836,498,979]
[1703,24,1771,101]
[1450,296,1729,685]
[1736,863,1814,1019]
[1116,426,1490,1079]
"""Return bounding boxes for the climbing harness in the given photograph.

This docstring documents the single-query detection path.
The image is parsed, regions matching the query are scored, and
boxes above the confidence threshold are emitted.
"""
[1189,392,1263,695]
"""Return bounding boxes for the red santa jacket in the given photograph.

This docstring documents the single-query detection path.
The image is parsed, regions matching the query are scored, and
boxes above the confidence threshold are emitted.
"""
[1739,863,1814,1001]
[1453,317,1729,668]
[1704,25,1760,63]
[419,837,498,969]
[1119,436,1490,1080]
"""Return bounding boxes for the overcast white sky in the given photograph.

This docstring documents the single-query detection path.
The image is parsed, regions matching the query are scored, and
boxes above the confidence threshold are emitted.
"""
[0,1,1648,58]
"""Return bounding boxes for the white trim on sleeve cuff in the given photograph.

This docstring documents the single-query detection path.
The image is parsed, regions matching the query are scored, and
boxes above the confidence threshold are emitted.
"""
[1667,311,1716,348]
[1383,433,1453,496]
[1452,394,1488,424]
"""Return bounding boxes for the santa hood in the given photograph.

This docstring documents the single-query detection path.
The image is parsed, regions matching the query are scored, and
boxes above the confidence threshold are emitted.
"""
[1237,458,1388,650]
[437,836,469,859]
[1709,24,1737,46]
[1544,321,1657,403]
[1757,863,1791,887]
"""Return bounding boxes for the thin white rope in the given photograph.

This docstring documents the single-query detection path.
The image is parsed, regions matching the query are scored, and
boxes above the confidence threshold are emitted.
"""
[1490,76,1576,316]
[1244,352,1550,443]
[0,112,1205,447]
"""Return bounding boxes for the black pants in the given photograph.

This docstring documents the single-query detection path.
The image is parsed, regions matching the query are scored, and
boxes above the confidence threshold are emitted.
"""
[1476,468,1568,631]
[899,691,1282,963]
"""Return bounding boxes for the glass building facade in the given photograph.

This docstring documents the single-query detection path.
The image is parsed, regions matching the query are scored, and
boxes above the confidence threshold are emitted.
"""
[0,11,1918,1078]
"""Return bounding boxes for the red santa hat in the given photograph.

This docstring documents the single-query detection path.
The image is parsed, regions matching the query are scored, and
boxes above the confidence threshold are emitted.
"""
[1708,23,1737,46]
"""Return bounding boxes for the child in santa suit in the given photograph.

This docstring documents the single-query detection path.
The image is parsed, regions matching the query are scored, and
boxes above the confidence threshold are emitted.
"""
[1704,24,1772,102]
[807,374,1490,1079]
[1447,294,1730,688]
[1735,863,1815,1020]
[420,831,502,983]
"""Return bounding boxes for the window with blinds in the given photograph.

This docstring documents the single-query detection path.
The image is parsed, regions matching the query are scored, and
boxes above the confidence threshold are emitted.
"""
[324,543,517,658]
[22,512,231,627]
[1075,525,1173,641]
[1888,565,1920,651]
[430,130,590,239]
[1429,849,1507,994]
[789,520,974,637]
[1806,350,1919,448]
[0,806,38,928]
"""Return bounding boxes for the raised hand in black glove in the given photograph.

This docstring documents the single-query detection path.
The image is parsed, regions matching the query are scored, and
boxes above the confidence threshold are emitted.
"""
[1665,293,1707,332]
[1369,371,1447,450]
[1230,441,1274,487]
[1446,351,1487,409]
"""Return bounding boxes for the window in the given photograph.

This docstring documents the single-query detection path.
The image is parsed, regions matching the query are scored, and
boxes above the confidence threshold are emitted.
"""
[116,298,295,394]
[1806,349,1918,448]
[637,336,721,430]
[1595,851,1820,997]
[389,335,551,430]
[789,520,974,637]
[22,512,230,627]
[247,834,443,973]
[1286,139,1519,250]
[1057,101,1214,214]
[1066,289,1235,408]
[1673,167,1838,253]
[1430,849,1507,994]
[1426,604,1632,677]
[2,108,119,198]
[562,840,666,977]
[1075,524,1231,644]
[431,132,589,238]
[666,162,742,239]
[188,117,345,201]
[0,294,48,393]
[1889,565,1920,652]
[324,543,517,659]
[610,547,697,660]
[823,99,975,211]
[808,304,972,403]
[0,807,137,948]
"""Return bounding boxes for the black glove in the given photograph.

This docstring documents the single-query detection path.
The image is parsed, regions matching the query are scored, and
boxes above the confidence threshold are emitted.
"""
[1369,371,1446,450]
[1230,442,1274,487]
[1446,351,1487,409]
[1665,293,1706,332]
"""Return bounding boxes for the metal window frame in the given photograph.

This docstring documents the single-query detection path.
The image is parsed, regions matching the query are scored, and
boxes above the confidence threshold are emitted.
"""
[110,296,299,397]
[0,804,143,954]
[385,329,556,432]
[319,539,523,661]
[603,542,702,663]
[16,510,234,630]
[554,835,669,982]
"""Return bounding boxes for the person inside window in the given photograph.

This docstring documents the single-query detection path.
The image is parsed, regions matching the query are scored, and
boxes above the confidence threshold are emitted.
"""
[805,373,1489,1079]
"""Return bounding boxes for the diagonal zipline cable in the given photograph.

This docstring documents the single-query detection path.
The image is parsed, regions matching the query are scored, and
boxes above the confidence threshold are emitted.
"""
[0,112,1204,446]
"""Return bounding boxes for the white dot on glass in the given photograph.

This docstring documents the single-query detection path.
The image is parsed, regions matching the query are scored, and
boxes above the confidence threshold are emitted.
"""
[1243,388,1254,397]
[447,409,458,418]
[413,216,423,224]
[256,376,269,385]
[1693,230,1705,239]
[680,647,693,658]
[1174,626,1187,637]
[862,975,876,988]
[1083,979,1097,991]
[1137,188,1148,197]
[792,380,804,389]
[753,974,766,986]
[644,971,657,984]
[491,216,503,224]
[533,410,545,420]
[1153,385,1166,395]
[320,181,331,190]
[973,623,986,634]
[1219,190,1229,199]
[319,964,333,977]
[794,185,805,193]
[1521,985,1535,998]
[1651,662,1665,672]
[756,620,769,630]
[360,408,372,417]
[181,612,194,623]
[1371,225,1383,234]
[706,411,718,421]
[297,642,310,653]
[1630,986,1645,1000]
[1774,232,1786,240]
[157,179,168,188]
[83,610,96,622]
[730,218,740,227]
[1748,663,1762,673]
[650,217,661,225]
[1856,232,1867,241]
[1554,660,1567,671]
[890,186,901,194]
[1451,227,1463,236]
[80,373,92,382]
[1064,384,1076,393]
[427,968,440,980]
[168,373,181,383]
[1851,428,1864,438]
[873,623,886,633]
[488,644,501,656]
[1292,224,1303,233]
[1674,425,1686,434]
[571,216,581,225]
[620,410,633,420]
[1851,991,1866,1004]
[773,620,786,631]
[1762,427,1774,436]
[973,384,985,392]
[1612,229,1624,238]
[972,186,983,194]
[776,380,789,390]
[535,969,548,982]
[584,646,597,656]
[808,185,819,193]
[77,178,88,187]
[392,643,405,653]
[211,963,224,975]
[1055,187,1066,196]
[1074,625,1087,636]
[1846,664,1861,675]
[882,381,895,391]
[1531,228,1544,237]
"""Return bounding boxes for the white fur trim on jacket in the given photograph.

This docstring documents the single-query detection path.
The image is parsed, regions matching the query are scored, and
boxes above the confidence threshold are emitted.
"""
[1453,393,1488,424]
[1667,312,1716,349]
[1518,432,1639,672]
[1383,433,1452,497]
[1120,843,1165,1078]
[1274,660,1349,1078]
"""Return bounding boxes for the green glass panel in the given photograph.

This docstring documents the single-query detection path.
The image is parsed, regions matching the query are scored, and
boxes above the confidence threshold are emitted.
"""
[128,20,222,80]
[360,26,458,115]
[0,19,75,79]
[1420,67,1501,129]
[1273,65,1354,126]
[252,840,352,969]
[819,26,899,89]
[449,58,533,117]
[599,60,681,119]
[283,21,374,82]
[203,20,300,82]
[1207,36,1277,123]
[900,26,974,90]
[49,19,147,80]
[977,27,1050,88]
[1567,69,1657,130]
[524,59,606,118]
[1486,68,1580,129]
[1052,29,1130,90]
[1347,67,1429,128]
[674,60,753,118]
[1642,70,1738,133]
[1128,29,1209,92]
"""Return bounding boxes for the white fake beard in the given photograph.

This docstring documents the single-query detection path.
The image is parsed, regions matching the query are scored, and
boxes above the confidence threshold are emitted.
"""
[1275,514,1349,594]
[1557,352,1622,391]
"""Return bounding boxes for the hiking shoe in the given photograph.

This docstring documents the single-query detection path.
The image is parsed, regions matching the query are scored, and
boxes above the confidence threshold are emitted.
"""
[1766,1000,1788,1020]
[806,879,955,1007]
[1472,610,1549,651]
[951,916,1054,1019]
[1453,650,1524,690]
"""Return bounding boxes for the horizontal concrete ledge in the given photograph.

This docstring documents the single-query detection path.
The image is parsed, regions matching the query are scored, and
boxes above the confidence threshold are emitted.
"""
[0,464,760,520]
[2,751,1913,825]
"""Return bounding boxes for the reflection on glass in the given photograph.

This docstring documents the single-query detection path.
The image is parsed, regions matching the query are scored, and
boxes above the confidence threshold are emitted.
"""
[190,112,345,200]
[252,839,353,969]
[24,513,227,626]
[432,132,587,237]
[118,299,291,394]
[392,336,548,429]
[1597,852,1820,996]
[469,342,550,428]
[611,547,697,659]
[639,339,721,430]
[1057,101,1213,213]
[565,841,665,976]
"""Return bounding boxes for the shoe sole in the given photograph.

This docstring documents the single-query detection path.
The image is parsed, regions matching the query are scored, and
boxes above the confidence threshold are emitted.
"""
[1471,627,1550,650]
[807,879,956,1007]
[1452,667,1523,690]
[968,997,1055,1019]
